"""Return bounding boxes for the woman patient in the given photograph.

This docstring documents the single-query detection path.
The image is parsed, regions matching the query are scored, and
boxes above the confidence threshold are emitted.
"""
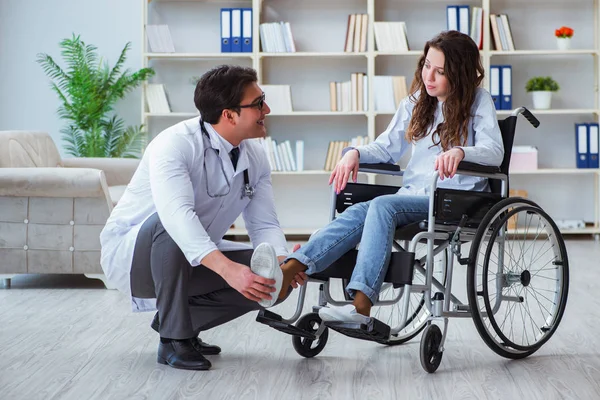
[252,30,504,324]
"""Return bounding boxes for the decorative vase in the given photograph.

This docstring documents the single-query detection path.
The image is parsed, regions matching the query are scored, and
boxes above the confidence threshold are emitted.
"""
[532,91,553,109]
[556,37,571,51]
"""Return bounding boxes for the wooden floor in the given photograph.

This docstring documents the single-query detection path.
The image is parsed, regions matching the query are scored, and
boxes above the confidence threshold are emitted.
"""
[1,239,600,400]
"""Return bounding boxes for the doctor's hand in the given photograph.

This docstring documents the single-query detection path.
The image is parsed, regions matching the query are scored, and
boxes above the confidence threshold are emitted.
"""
[329,149,360,194]
[435,147,465,181]
[223,263,277,303]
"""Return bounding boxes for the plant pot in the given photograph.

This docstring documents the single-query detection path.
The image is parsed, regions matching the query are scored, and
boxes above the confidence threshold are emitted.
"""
[556,37,571,51]
[531,91,553,109]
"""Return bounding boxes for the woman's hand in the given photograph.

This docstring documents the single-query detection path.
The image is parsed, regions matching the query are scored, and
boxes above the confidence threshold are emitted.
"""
[435,147,465,180]
[329,149,360,194]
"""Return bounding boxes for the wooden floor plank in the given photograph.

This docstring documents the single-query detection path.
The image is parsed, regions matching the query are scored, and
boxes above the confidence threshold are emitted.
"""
[0,240,598,400]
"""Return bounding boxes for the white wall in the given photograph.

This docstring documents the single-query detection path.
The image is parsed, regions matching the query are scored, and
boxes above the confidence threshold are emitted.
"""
[0,0,143,157]
[1,0,596,227]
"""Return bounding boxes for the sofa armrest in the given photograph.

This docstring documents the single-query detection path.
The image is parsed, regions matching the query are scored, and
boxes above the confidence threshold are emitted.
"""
[0,168,110,199]
[61,157,140,187]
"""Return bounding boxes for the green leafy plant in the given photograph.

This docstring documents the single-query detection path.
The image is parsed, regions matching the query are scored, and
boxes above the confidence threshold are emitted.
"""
[37,34,155,158]
[525,76,560,92]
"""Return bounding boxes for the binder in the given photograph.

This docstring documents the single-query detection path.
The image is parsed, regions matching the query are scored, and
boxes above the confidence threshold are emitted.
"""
[231,8,242,52]
[589,122,599,168]
[500,65,512,110]
[458,5,470,35]
[446,6,458,31]
[221,8,231,52]
[242,8,252,53]
[490,65,501,110]
[576,123,589,168]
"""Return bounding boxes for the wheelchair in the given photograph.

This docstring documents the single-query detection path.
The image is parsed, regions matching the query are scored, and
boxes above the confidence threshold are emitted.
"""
[256,107,569,373]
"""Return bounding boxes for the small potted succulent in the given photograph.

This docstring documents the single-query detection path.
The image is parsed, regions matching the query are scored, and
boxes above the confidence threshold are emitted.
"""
[525,76,560,110]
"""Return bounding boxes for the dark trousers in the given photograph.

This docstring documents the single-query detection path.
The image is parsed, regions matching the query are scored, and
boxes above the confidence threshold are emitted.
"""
[130,213,262,339]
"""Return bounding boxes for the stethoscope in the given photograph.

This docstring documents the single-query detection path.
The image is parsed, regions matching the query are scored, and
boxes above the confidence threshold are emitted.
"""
[200,121,255,200]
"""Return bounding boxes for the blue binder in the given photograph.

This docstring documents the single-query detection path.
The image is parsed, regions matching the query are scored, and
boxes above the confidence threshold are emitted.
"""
[588,122,599,168]
[457,5,470,35]
[242,8,252,53]
[576,123,589,168]
[500,65,512,110]
[221,8,231,52]
[446,6,458,31]
[490,65,502,110]
[231,8,242,52]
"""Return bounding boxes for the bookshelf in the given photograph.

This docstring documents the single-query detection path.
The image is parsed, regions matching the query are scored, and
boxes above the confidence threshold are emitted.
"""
[142,0,600,239]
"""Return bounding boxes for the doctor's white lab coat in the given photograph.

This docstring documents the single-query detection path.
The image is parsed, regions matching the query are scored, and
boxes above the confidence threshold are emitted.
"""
[100,117,289,311]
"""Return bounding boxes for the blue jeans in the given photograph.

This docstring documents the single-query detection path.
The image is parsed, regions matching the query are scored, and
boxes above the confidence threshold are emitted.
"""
[286,194,429,305]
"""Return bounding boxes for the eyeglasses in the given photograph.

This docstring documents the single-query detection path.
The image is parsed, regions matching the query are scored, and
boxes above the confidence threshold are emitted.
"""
[238,93,265,111]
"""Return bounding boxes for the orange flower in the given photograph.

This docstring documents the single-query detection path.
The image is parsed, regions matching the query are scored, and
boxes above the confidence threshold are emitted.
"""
[555,26,574,38]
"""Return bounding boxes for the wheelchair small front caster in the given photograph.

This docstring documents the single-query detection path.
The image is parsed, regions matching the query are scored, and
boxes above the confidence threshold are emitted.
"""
[292,313,329,358]
[420,324,443,373]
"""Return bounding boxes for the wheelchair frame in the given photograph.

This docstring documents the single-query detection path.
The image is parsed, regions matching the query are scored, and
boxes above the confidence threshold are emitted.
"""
[256,107,569,373]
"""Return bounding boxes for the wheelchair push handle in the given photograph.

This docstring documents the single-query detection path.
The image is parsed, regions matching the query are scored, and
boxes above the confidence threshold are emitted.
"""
[512,106,540,128]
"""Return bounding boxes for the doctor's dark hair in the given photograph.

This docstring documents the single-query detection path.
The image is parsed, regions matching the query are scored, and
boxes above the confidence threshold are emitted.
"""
[407,30,484,151]
[194,65,258,124]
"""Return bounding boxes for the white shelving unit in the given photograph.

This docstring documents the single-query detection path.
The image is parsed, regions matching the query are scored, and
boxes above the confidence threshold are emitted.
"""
[142,0,600,238]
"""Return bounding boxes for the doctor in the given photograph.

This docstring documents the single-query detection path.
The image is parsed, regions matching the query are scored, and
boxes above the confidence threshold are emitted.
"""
[100,65,305,371]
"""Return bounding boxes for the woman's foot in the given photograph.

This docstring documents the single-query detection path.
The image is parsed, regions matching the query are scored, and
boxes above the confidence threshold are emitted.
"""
[318,304,371,324]
[279,259,308,300]
[318,291,373,324]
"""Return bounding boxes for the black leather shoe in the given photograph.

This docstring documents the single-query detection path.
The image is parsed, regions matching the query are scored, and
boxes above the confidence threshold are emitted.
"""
[157,339,212,371]
[151,313,222,355]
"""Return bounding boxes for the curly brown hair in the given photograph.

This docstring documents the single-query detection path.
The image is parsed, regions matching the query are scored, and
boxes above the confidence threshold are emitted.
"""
[406,31,484,151]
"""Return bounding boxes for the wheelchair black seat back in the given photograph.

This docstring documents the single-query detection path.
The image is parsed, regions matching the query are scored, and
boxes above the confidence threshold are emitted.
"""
[256,107,569,374]
[336,109,524,227]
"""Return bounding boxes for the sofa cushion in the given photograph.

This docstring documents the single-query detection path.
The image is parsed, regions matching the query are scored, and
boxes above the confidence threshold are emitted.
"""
[0,131,62,168]
[108,185,127,206]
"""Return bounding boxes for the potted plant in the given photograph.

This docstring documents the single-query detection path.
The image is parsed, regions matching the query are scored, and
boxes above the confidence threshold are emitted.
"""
[555,26,574,50]
[525,76,559,110]
[37,34,155,158]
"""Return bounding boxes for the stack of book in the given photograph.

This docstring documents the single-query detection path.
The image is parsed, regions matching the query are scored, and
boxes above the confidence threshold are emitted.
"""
[329,73,368,112]
[259,138,304,172]
[373,76,407,112]
[490,14,515,51]
[324,136,371,171]
[344,14,368,52]
[261,85,293,114]
[146,84,171,114]
[146,25,176,53]
[259,22,296,52]
[373,22,410,52]
[470,7,484,50]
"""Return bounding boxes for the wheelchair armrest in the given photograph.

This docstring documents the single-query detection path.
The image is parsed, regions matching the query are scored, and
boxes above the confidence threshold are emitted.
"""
[456,161,502,175]
[358,163,404,176]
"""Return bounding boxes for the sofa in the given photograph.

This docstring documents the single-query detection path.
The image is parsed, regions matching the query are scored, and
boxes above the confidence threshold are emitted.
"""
[0,131,139,288]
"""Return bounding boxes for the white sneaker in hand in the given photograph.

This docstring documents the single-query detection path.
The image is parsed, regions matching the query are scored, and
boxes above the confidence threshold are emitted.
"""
[318,304,371,325]
[250,243,282,308]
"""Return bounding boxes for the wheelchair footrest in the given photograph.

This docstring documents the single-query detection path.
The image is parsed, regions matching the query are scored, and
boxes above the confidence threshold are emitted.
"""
[255,310,316,340]
[324,317,391,344]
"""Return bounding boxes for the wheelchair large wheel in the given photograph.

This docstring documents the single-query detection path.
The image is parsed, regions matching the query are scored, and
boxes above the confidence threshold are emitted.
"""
[467,197,569,359]
[292,313,329,358]
[372,244,448,345]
